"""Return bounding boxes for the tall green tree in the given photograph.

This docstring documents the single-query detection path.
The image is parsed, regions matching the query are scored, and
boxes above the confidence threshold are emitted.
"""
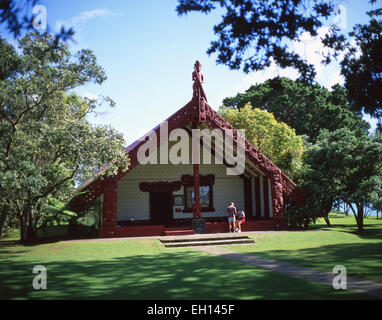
[223,77,369,142]
[304,128,382,232]
[219,103,304,178]
[0,32,129,242]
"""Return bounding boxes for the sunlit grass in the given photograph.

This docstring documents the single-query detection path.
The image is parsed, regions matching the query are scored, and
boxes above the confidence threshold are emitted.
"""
[229,215,382,283]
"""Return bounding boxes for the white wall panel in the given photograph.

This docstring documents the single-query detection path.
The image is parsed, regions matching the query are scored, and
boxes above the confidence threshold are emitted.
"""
[117,139,245,221]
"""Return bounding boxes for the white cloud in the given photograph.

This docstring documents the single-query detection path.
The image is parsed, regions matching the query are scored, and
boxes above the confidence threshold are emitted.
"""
[55,9,115,33]
[326,71,345,88]
[291,27,332,75]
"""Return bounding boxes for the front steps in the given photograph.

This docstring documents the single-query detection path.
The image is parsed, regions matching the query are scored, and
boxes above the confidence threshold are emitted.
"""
[163,226,195,236]
[163,228,195,236]
[160,233,255,248]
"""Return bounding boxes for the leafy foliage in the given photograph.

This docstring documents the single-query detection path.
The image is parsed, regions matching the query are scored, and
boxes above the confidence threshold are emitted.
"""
[0,32,129,242]
[286,205,316,229]
[369,176,382,215]
[38,197,77,234]
[303,128,382,231]
[219,103,304,178]
[223,77,369,142]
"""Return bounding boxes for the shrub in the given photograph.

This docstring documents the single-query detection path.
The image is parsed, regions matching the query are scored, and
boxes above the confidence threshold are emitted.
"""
[286,205,316,229]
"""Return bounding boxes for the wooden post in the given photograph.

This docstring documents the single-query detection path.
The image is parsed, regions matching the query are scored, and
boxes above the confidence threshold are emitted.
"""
[192,163,202,219]
[191,117,202,219]
[101,176,118,235]
[269,169,287,230]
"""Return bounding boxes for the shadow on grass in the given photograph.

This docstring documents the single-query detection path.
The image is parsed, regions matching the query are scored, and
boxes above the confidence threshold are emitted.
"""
[310,216,382,239]
[316,224,382,240]
[0,249,368,300]
[239,241,382,285]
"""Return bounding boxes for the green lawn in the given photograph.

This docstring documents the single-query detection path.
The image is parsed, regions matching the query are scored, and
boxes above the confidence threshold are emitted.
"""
[1,215,381,300]
[228,215,382,283]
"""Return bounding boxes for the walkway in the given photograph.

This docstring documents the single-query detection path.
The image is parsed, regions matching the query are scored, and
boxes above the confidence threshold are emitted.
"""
[195,246,382,299]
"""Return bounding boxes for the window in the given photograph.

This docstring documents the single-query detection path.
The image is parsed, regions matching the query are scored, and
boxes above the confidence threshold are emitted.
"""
[185,186,211,208]
[182,174,215,212]
[172,195,184,206]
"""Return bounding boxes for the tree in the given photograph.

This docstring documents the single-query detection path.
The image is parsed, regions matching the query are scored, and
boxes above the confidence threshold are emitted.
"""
[304,128,382,232]
[369,171,382,219]
[298,144,338,227]
[0,32,129,242]
[222,77,369,142]
[340,8,382,125]
[176,0,343,82]
[219,103,304,178]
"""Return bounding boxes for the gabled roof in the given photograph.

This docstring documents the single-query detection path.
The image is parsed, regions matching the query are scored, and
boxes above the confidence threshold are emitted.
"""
[71,65,305,212]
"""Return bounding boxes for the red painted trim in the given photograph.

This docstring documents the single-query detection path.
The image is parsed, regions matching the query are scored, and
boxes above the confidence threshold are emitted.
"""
[269,169,284,216]
[102,176,118,230]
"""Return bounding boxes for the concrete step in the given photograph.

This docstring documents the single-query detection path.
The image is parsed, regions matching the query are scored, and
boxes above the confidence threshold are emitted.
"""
[161,234,249,243]
[163,229,195,236]
[162,237,255,248]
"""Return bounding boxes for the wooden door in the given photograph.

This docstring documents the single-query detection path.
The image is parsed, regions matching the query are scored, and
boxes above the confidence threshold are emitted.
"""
[150,192,173,224]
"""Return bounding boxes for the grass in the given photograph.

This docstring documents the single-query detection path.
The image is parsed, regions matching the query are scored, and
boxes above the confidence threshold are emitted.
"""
[1,214,381,300]
[228,215,382,283]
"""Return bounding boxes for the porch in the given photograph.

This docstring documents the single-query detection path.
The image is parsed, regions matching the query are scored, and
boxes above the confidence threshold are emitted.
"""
[99,216,287,238]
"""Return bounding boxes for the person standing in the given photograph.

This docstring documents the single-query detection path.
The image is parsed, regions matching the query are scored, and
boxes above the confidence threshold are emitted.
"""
[226,202,237,233]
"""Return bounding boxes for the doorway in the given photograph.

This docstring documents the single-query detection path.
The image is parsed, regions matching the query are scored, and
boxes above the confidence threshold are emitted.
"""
[150,191,173,224]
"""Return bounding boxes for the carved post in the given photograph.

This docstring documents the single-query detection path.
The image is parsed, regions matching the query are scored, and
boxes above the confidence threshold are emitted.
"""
[192,159,202,219]
[269,168,286,229]
[192,60,207,123]
[102,176,118,234]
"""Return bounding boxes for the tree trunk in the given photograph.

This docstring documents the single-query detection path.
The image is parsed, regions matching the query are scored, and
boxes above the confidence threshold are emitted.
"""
[322,200,333,227]
[323,215,331,227]
[0,205,8,239]
[355,204,364,232]
[19,215,26,242]
[19,207,37,243]
[344,203,350,216]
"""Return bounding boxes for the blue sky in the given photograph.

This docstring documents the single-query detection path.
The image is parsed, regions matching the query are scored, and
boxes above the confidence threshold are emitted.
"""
[4,0,380,144]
